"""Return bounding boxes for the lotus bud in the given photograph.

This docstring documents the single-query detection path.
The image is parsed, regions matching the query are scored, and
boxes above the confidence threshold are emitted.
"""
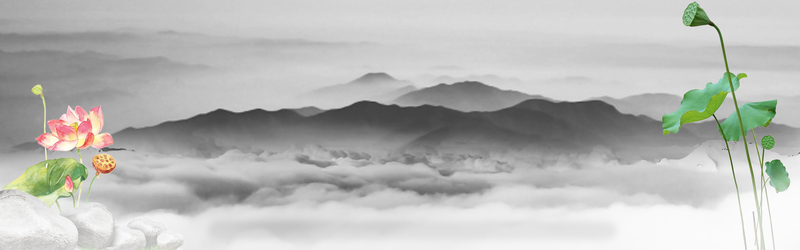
[32,84,43,95]
[683,2,711,27]
[761,135,775,150]
[92,153,116,176]
[64,175,74,193]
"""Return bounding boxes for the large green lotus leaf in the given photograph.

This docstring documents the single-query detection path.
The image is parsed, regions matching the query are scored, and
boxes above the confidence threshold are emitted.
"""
[662,72,740,135]
[3,158,88,206]
[765,159,790,193]
[719,100,777,141]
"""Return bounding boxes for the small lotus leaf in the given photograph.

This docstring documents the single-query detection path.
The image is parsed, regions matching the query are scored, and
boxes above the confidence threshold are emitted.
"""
[765,159,790,193]
[736,73,747,80]
[719,100,777,141]
[662,72,740,135]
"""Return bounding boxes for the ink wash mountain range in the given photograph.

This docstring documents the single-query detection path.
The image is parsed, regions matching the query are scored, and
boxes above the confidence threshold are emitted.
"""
[13,73,800,162]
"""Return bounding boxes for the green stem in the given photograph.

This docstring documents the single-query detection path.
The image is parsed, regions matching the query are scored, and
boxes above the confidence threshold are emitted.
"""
[86,174,98,203]
[752,212,759,248]
[714,114,748,250]
[711,22,763,250]
[71,193,75,208]
[41,94,47,160]
[76,181,83,207]
[76,149,83,207]
[753,131,767,250]
[764,185,776,250]
[55,200,61,212]
[752,131,774,250]
[752,131,763,167]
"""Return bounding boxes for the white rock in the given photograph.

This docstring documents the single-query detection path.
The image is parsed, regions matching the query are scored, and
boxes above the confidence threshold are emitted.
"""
[61,202,115,249]
[0,189,78,250]
[104,226,145,250]
[127,218,166,248]
[157,231,184,250]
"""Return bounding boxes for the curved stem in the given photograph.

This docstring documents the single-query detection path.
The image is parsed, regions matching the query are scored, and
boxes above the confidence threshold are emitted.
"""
[55,200,62,212]
[41,94,47,160]
[86,174,98,203]
[715,114,748,250]
[712,22,763,250]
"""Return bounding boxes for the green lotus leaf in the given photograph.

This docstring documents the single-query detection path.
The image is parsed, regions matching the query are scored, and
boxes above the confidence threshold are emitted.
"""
[662,72,740,135]
[736,73,747,80]
[719,100,777,141]
[3,158,89,207]
[765,159,790,193]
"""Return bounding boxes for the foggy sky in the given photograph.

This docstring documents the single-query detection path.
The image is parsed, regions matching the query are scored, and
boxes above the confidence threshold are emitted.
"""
[1,0,799,150]
[2,0,799,45]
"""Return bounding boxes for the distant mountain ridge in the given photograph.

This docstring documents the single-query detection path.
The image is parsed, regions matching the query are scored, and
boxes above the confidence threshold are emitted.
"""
[588,93,682,121]
[393,81,551,112]
[16,96,798,160]
[348,72,399,85]
[299,72,417,108]
[103,98,728,161]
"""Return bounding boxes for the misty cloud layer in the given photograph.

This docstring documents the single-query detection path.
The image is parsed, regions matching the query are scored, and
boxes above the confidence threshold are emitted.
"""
[3,140,798,249]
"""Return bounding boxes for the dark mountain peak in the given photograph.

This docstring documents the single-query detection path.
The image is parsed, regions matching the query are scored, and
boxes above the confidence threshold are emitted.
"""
[515,99,617,111]
[452,81,490,87]
[393,81,545,112]
[349,72,397,84]
[512,99,626,124]
[194,108,236,120]
[209,108,234,114]
[346,100,399,110]
[288,106,325,117]
[432,81,495,91]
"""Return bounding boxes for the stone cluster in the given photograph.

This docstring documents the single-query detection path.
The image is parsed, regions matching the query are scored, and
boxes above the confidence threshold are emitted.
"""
[0,190,184,250]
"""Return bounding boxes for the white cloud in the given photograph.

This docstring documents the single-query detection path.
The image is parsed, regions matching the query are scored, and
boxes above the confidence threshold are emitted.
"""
[3,141,799,249]
[117,189,800,250]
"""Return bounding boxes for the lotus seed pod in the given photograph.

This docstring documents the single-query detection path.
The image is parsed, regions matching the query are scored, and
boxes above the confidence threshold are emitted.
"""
[761,135,775,150]
[32,84,43,95]
[92,153,116,175]
[683,2,711,27]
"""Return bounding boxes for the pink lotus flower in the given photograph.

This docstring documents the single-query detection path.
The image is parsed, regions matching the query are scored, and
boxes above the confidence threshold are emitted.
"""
[36,106,113,151]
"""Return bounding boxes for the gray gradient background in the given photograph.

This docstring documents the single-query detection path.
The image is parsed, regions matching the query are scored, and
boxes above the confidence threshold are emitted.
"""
[1,1,800,249]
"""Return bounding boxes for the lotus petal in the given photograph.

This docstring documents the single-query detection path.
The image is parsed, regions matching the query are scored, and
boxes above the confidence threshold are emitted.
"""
[91,133,114,149]
[50,139,78,151]
[89,106,104,134]
[36,133,59,148]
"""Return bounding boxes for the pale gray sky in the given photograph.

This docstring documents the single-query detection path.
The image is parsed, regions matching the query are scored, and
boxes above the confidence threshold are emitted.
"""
[1,0,799,149]
[1,0,799,45]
